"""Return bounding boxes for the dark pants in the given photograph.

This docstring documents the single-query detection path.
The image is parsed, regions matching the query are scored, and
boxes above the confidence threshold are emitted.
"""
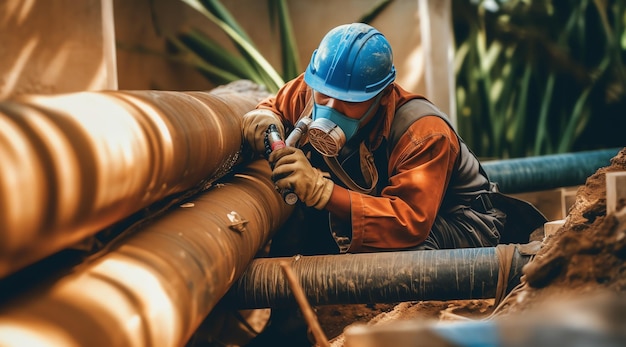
[268,201,505,256]
[416,204,505,250]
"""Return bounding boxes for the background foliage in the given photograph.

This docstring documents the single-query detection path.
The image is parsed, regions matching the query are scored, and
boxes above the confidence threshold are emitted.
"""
[454,0,626,158]
[172,0,391,92]
[173,0,625,159]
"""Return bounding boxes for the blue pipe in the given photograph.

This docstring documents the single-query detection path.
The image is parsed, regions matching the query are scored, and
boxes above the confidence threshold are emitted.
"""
[482,148,623,194]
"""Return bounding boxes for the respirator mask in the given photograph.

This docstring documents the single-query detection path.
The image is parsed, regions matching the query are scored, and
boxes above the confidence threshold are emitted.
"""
[308,94,382,157]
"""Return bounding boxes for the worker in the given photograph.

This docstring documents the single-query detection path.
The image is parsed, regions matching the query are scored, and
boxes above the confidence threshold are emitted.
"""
[243,22,544,255]
[241,23,546,345]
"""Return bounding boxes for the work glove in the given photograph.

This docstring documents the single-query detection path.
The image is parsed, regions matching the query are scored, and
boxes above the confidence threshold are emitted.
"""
[269,147,334,210]
[242,109,285,156]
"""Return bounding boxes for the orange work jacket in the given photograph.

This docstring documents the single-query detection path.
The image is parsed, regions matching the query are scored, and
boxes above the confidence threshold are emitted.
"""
[257,74,460,252]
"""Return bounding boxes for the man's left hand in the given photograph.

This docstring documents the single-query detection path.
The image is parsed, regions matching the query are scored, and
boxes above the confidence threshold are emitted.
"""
[269,147,334,209]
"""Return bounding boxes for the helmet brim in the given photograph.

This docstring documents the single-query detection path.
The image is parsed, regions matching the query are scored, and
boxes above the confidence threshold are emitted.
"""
[304,67,395,103]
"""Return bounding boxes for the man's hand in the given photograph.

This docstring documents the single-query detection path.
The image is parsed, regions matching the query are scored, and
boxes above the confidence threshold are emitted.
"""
[269,147,334,209]
[242,109,285,155]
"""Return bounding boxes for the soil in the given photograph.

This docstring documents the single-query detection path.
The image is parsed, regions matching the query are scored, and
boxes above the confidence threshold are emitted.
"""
[317,147,626,346]
[493,147,626,314]
[317,299,495,344]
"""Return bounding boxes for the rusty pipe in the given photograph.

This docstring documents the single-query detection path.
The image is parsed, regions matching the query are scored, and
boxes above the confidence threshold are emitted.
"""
[0,84,264,278]
[0,159,292,347]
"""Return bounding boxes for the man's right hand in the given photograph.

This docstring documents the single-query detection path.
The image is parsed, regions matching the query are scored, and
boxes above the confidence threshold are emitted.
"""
[241,109,285,156]
[270,146,334,210]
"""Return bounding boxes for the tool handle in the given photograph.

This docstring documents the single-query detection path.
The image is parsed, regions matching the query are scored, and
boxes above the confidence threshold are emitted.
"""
[284,117,312,148]
[265,124,298,205]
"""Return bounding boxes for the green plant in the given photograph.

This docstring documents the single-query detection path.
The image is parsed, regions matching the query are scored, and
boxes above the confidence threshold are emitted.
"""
[453,0,626,158]
[174,0,392,93]
[175,0,286,92]
[168,0,623,158]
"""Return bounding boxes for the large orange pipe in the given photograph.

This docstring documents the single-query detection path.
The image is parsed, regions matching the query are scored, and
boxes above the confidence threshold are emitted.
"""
[0,84,263,278]
[0,159,292,347]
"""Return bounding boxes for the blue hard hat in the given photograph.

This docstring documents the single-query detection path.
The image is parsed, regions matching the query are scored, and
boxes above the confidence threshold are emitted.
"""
[304,23,396,102]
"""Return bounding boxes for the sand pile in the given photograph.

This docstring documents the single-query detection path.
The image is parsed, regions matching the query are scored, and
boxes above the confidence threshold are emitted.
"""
[493,147,626,316]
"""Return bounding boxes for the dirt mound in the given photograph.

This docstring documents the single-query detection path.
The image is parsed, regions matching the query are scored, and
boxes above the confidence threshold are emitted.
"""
[492,147,626,316]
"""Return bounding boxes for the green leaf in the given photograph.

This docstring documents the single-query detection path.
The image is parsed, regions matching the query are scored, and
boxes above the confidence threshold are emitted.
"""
[357,0,394,24]
[177,29,259,81]
[199,0,253,43]
[269,0,300,80]
[180,0,285,91]
[533,73,556,155]
[557,88,591,153]
[168,37,247,84]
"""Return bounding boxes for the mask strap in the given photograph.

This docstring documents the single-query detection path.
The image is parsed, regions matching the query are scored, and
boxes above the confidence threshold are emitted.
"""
[323,142,378,195]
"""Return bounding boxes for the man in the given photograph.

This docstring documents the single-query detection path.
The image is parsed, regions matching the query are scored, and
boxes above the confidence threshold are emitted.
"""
[245,22,544,256]
[240,23,546,346]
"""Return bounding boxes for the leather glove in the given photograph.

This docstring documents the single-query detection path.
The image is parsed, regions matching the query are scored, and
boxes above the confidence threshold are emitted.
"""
[269,147,334,209]
[242,109,285,156]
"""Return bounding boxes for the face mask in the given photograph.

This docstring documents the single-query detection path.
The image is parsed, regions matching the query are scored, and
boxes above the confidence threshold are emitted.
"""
[308,95,381,157]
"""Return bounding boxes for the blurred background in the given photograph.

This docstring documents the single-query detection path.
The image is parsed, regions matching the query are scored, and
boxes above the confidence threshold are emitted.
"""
[1,0,624,159]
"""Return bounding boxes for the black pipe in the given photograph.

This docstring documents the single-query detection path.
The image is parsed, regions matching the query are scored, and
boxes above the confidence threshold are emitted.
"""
[224,245,531,309]
[482,148,622,194]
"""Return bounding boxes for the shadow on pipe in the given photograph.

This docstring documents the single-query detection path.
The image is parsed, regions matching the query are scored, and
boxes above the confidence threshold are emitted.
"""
[0,82,265,278]
[0,160,292,347]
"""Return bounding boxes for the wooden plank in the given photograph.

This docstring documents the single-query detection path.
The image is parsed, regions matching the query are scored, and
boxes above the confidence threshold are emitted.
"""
[0,0,117,99]
[510,186,580,222]
[418,0,456,125]
[606,172,626,215]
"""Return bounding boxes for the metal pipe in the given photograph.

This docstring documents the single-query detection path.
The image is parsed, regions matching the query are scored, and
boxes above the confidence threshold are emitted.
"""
[0,86,261,278]
[482,148,622,194]
[224,245,531,309]
[0,160,292,347]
